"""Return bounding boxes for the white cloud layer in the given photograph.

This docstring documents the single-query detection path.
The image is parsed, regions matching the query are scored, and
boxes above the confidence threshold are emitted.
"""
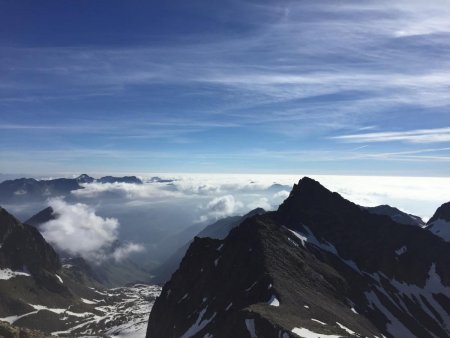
[64,173,450,220]
[41,198,144,262]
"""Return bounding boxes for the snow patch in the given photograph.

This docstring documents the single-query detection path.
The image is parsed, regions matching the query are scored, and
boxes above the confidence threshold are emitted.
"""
[311,319,326,325]
[0,268,31,280]
[428,218,450,241]
[178,293,189,303]
[292,327,341,338]
[81,298,97,304]
[29,304,66,314]
[55,274,63,283]
[180,307,216,338]
[268,295,280,307]
[0,311,38,324]
[365,289,415,337]
[245,319,258,338]
[336,322,356,336]
[395,246,407,256]
[245,281,257,292]
[287,225,362,273]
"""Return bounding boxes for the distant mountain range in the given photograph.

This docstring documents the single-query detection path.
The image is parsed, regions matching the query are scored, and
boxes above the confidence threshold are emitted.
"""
[0,174,143,202]
[147,177,450,338]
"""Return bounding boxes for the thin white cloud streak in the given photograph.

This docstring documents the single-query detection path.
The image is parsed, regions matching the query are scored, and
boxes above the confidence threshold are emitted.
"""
[333,127,450,143]
[72,182,181,199]
[3,0,450,115]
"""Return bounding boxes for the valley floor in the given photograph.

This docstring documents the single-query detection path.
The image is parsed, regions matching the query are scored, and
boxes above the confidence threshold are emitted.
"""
[0,284,161,338]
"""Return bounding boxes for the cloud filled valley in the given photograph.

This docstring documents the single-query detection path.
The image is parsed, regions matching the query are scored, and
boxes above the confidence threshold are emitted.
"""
[40,197,144,263]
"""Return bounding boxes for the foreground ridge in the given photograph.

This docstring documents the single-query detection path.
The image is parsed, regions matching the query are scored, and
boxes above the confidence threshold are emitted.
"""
[147,177,450,338]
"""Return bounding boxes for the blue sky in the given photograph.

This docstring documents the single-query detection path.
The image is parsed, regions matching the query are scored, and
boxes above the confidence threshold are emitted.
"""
[1,0,450,176]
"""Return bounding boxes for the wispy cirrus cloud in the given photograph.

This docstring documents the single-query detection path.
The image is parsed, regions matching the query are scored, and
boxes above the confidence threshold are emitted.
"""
[333,127,450,143]
[1,0,450,175]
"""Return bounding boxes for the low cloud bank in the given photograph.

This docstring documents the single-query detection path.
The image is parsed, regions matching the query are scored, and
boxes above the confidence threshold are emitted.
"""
[41,198,144,262]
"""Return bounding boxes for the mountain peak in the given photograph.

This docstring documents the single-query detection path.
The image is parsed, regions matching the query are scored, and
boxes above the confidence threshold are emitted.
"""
[76,174,95,183]
[287,176,332,200]
[276,176,346,224]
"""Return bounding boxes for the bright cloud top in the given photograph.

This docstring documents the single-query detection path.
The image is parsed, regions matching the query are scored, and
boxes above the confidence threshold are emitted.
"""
[41,198,144,262]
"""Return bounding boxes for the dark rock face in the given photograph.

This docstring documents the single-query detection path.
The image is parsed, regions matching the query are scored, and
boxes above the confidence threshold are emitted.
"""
[147,177,450,338]
[0,207,61,277]
[366,204,425,227]
[97,176,143,184]
[151,208,266,285]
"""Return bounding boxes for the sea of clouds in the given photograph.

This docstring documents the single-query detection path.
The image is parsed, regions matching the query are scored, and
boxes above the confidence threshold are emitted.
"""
[6,173,450,267]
